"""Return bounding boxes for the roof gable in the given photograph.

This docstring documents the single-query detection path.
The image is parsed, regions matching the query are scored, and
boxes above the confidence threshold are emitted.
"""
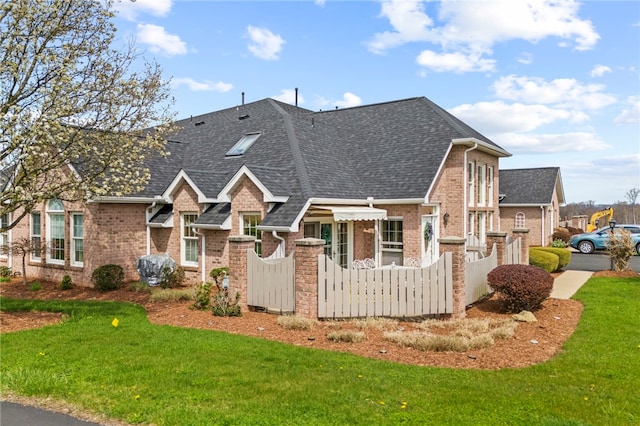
[499,167,564,205]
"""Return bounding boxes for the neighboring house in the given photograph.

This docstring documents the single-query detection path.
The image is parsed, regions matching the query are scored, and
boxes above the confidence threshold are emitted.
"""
[2,97,512,285]
[498,167,565,247]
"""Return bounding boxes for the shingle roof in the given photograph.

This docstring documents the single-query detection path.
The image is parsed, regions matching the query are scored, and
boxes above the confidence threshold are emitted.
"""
[133,96,509,229]
[499,167,564,205]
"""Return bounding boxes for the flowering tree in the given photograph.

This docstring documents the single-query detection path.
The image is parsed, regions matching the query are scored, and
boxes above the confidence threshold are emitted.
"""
[0,0,175,231]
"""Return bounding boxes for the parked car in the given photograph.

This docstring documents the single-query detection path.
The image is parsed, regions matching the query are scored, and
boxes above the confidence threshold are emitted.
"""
[569,224,640,254]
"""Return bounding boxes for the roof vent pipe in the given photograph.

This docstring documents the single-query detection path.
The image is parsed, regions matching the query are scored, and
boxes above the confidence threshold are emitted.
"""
[295,87,298,106]
[242,92,245,105]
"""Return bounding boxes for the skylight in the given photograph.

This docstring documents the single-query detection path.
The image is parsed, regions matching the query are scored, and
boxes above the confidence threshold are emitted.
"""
[226,133,261,156]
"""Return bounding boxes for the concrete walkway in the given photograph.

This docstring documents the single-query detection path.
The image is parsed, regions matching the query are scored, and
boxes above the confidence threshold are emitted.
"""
[550,270,594,299]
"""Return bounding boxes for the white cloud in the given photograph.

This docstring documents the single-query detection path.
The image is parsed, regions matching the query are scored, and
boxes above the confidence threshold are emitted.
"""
[335,92,363,108]
[416,50,495,73]
[614,96,640,124]
[272,89,304,105]
[590,64,612,77]
[516,52,533,65]
[449,101,588,134]
[316,92,363,109]
[492,75,616,110]
[137,24,187,56]
[170,78,233,93]
[113,0,172,21]
[492,132,610,154]
[567,154,640,178]
[366,0,599,73]
[247,26,285,60]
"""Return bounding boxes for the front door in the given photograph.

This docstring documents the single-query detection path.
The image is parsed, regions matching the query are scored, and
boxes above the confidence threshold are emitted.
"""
[305,220,352,268]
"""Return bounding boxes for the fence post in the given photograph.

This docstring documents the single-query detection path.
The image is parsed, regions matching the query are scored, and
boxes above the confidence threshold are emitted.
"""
[486,231,508,265]
[438,236,466,319]
[228,235,256,312]
[294,238,324,319]
[511,228,530,265]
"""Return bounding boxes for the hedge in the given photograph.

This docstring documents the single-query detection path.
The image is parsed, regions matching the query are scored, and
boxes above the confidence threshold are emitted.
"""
[529,248,559,273]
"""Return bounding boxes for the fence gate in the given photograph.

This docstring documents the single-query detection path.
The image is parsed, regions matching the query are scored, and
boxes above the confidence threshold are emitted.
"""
[247,250,295,313]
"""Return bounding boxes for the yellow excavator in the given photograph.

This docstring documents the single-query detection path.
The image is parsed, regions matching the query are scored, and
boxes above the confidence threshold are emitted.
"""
[586,207,614,232]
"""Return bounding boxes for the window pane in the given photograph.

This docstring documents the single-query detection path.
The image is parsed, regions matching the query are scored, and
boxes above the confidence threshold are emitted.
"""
[73,214,83,238]
[50,213,65,260]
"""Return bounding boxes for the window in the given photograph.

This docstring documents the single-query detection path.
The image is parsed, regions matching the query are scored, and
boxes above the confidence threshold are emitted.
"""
[47,199,65,264]
[226,133,260,156]
[477,212,487,243]
[381,219,403,265]
[467,161,475,206]
[304,221,333,257]
[31,212,42,261]
[242,213,262,256]
[487,166,494,207]
[477,163,486,206]
[71,213,84,266]
[181,213,199,266]
[0,214,8,258]
[515,212,526,228]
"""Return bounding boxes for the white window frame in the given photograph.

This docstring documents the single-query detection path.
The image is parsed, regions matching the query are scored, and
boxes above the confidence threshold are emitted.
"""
[381,217,403,266]
[487,166,494,207]
[515,212,526,228]
[467,161,475,206]
[181,213,199,266]
[477,211,487,243]
[241,213,262,256]
[477,163,486,207]
[70,213,84,267]
[31,212,42,261]
[46,199,65,265]
[0,213,9,259]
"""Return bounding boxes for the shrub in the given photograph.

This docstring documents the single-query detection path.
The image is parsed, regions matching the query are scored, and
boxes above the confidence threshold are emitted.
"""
[191,282,212,310]
[211,286,241,317]
[535,247,572,270]
[0,266,11,278]
[160,266,185,289]
[29,282,42,291]
[551,227,571,244]
[91,264,125,292]
[59,275,74,290]
[487,264,553,312]
[550,239,567,248]
[606,230,636,272]
[529,248,559,273]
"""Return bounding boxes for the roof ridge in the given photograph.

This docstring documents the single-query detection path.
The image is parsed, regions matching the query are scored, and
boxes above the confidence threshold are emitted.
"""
[267,99,313,198]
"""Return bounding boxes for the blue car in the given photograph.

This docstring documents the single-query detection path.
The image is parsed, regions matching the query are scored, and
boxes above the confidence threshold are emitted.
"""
[569,224,640,254]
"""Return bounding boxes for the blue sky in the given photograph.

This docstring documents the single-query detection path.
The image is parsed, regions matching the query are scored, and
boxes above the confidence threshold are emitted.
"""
[112,0,640,206]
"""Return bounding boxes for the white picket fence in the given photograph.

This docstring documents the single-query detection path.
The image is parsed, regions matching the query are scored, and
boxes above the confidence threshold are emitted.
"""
[505,236,521,264]
[247,250,295,313]
[317,253,453,319]
[464,244,497,305]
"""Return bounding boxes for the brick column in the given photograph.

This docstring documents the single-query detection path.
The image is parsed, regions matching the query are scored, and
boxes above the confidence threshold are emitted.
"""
[486,231,508,266]
[294,238,325,319]
[438,236,466,319]
[512,228,530,265]
[228,235,255,312]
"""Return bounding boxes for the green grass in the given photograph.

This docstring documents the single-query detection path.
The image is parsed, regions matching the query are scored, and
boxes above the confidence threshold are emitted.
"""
[1,276,639,425]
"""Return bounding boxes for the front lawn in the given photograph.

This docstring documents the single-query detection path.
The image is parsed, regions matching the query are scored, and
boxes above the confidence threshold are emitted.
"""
[1,276,638,425]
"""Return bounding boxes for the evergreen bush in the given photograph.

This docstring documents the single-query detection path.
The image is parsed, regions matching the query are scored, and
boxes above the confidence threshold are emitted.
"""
[529,248,559,273]
[91,264,125,292]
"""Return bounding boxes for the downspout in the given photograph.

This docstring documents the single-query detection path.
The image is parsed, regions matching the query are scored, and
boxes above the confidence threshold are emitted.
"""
[540,206,545,246]
[193,229,206,283]
[272,231,285,258]
[7,220,12,270]
[146,202,157,256]
[463,143,479,239]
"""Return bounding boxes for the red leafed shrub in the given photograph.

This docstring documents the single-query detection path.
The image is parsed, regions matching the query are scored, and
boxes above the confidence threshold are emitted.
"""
[487,264,554,312]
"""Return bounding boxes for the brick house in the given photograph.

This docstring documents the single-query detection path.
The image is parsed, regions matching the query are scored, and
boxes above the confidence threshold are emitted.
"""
[498,167,565,246]
[1,96,514,286]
